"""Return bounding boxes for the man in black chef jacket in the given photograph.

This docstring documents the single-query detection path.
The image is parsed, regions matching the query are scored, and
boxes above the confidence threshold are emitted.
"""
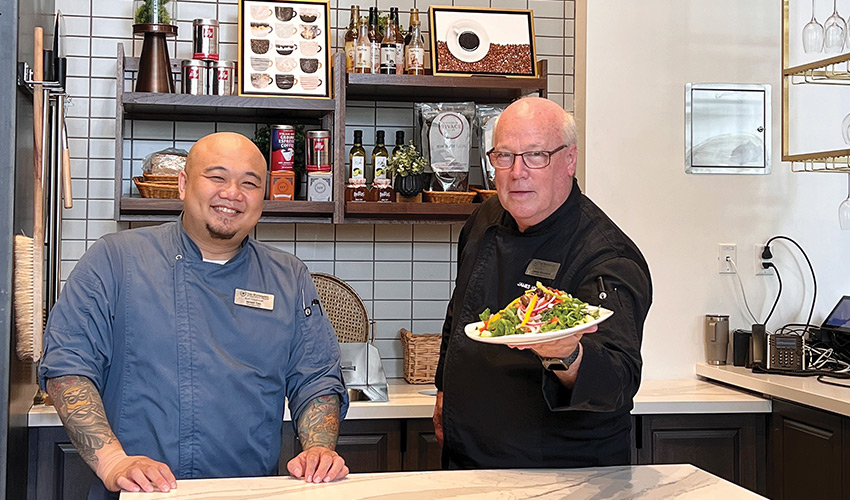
[433,97,652,469]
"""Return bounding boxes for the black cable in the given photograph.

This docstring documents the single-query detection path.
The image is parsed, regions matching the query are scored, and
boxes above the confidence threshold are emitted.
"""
[763,236,817,336]
[816,375,850,388]
[763,263,782,325]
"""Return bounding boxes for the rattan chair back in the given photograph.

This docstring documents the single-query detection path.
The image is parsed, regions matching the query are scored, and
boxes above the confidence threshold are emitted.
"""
[311,273,370,343]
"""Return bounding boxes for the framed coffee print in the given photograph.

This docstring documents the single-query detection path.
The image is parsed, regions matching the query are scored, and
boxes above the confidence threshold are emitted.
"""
[429,6,537,78]
[238,0,331,98]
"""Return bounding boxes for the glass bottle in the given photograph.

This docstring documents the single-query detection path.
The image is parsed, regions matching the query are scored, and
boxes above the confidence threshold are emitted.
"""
[343,5,360,73]
[368,7,381,74]
[405,9,425,75]
[394,8,405,74]
[392,130,405,159]
[380,8,398,74]
[354,16,372,74]
[372,130,389,181]
[350,129,367,179]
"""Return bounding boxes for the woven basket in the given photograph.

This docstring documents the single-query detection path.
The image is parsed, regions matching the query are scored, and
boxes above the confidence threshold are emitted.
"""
[143,173,180,183]
[423,190,476,204]
[133,176,180,199]
[471,186,497,202]
[400,328,441,384]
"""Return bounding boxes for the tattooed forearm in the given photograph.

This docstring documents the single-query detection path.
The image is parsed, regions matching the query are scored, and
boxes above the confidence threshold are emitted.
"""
[46,375,118,468]
[296,394,340,450]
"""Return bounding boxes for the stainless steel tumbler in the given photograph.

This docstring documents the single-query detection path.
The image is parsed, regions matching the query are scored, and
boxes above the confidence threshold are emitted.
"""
[704,314,730,365]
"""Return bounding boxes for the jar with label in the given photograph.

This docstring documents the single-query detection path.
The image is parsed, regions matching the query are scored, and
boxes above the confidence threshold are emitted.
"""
[372,178,394,202]
[345,178,369,202]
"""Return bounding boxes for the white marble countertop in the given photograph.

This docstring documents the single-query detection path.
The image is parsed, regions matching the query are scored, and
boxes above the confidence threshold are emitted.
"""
[120,465,764,499]
[696,363,850,417]
[27,378,769,427]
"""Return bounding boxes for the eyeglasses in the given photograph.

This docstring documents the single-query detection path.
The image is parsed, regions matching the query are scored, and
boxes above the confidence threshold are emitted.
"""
[486,144,569,170]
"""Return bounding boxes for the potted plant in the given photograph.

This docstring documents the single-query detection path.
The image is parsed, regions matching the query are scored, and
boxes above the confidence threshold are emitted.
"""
[388,141,427,201]
[134,0,174,25]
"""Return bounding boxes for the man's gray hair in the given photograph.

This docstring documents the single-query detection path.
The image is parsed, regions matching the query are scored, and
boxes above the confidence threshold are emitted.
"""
[560,110,577,147]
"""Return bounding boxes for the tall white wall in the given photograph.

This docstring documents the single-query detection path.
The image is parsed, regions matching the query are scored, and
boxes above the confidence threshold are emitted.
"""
[583,0,850,379]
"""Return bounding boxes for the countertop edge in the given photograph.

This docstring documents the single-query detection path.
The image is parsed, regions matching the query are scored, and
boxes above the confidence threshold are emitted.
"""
[28,378,771,427]
[696,363,850,417]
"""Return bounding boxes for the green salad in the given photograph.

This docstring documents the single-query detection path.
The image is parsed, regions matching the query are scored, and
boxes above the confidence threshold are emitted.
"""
[476,282,600,337]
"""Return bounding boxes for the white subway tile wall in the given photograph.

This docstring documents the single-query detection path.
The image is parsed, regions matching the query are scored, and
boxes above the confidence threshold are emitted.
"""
[54,0,574,378]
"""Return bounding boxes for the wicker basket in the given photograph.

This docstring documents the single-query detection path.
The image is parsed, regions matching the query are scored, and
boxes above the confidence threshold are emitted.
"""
[422,190,476,204]
[471,186,497,202]
[399,328,441,384]
[133,176,180,199]
[142,173,180,183]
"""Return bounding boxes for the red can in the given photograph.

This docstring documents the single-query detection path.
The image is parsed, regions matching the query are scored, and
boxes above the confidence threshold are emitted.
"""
[306,130,331,172]
[270,125,295,171]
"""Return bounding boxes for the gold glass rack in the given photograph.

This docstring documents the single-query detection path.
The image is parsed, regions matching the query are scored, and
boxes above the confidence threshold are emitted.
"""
[787,150,850,173]
[784,53,850,85]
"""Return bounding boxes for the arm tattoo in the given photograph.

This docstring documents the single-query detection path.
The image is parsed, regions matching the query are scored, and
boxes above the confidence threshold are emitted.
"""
[296,394,340,450]
[46,375,118,468]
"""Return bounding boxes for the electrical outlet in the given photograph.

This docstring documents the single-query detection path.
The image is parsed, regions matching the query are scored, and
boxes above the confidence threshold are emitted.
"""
[718,243,737,274]
[755,244,773,276]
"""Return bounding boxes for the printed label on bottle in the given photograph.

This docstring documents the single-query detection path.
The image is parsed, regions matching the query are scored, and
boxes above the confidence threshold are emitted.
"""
[405,47,424,71]
[374,156,388,179]
[355,45,371,70]
[395,44,405,73]
[351,156,365,178]
[380,45,396,72]
[345,41,355,71]
[428,112,470,173]
[370,43,381,73]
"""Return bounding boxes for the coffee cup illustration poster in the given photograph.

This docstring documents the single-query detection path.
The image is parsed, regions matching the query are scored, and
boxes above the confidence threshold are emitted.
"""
[239,0,330,97]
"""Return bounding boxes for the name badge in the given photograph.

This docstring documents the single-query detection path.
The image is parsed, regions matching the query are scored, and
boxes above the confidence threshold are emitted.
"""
[525,259,561,280]
[234,288,275,311]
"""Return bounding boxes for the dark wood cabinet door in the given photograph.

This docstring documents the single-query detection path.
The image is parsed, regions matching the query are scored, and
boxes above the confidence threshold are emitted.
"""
[403,419,441,471]
[30,427,97,500]
[280,419,403,474]
[635,413,765,495]
[770,400,844,500]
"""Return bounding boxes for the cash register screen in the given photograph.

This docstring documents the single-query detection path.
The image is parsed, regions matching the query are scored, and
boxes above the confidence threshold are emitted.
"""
[823,295,850,333]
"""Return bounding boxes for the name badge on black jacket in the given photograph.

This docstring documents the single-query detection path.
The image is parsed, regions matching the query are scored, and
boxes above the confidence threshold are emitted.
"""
[525,259,560,280]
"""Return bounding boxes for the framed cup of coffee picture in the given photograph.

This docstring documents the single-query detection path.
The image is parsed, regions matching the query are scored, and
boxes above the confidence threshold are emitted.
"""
[428,6,537,78]
[238,0,331,98]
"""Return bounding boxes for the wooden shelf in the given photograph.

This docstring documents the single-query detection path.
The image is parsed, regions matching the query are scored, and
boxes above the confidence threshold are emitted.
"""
[346,61,547,102]
[119,197,335,222]
[344,201,477,223]
[122,92,335,122]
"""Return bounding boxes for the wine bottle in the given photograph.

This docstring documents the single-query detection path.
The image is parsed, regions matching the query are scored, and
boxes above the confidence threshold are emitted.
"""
[354,16,371,74]
[405,9,425,75]
[368,7,381,74]
[343,5,360,73]
[380,7,398,74]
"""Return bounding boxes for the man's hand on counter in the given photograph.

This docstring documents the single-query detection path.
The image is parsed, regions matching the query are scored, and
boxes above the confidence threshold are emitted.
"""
[287,446,349,483]
[99,452,177,493]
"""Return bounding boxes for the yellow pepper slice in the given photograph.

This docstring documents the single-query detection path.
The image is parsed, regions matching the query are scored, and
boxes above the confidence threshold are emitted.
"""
[520,294,538,327]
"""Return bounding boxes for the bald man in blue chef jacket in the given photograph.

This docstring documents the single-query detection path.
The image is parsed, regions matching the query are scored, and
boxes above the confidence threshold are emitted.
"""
[40,132,349,499]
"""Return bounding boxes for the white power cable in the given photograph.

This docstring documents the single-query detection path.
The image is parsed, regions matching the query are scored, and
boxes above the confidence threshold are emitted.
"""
[727,257,759,324]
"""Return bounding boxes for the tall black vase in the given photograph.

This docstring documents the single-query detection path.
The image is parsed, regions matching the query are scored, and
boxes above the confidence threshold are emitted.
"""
[394,174,426,197]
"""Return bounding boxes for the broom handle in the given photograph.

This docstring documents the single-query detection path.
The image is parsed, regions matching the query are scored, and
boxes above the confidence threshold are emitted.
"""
[33,27,45,349]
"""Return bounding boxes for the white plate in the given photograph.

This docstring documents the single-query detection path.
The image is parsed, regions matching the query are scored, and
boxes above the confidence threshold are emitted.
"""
[446,19,490,63]
[464,306,614,345]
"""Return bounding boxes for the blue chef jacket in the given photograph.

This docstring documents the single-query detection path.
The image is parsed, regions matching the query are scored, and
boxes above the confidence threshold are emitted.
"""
[39,217,348,480]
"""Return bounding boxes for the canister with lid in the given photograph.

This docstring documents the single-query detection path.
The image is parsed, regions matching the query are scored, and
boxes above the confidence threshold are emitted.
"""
[182,60,208,95]
[209,60,233,96]
[305,130,331,172]
[193,19,220,61]
[270,125,295,171]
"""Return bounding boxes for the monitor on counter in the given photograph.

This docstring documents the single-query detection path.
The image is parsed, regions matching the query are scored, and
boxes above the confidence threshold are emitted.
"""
[822,295,850,336]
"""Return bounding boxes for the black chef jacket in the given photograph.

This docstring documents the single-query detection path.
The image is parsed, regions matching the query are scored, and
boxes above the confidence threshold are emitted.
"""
[435,179,652,469]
